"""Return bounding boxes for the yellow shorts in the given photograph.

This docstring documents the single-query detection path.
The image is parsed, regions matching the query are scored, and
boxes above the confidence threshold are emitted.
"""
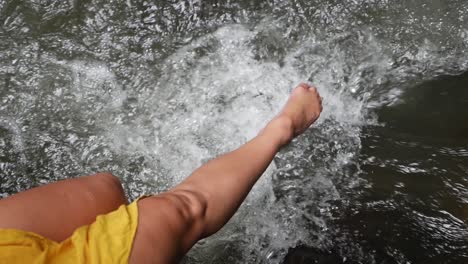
[0,198,141,264]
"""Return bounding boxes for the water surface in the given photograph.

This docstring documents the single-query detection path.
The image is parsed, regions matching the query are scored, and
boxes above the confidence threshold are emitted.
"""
[0,0,467,263]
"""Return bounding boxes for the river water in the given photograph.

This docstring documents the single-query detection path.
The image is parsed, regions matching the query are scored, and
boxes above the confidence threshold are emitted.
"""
[0,0,467,263]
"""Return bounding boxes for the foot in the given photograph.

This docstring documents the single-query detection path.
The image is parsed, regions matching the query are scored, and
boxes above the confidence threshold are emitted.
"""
[264,83,323,146]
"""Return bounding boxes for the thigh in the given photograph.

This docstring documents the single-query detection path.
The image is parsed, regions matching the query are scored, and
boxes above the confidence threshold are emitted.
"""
[0,173,127,242]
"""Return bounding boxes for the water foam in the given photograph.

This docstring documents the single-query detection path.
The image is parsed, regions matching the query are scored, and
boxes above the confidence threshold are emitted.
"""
[88,22,371,263]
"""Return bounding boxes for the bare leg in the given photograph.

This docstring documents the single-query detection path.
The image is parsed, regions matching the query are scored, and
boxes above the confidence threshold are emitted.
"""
[130,83,323,263]
[0,172,127,242]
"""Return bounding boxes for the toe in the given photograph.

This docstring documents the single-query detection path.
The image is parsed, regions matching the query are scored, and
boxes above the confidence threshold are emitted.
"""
[298,83,311,90]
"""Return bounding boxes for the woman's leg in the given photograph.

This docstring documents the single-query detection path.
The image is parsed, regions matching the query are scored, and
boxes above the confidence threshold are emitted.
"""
[0,172,127,242]
[129,83,323,263]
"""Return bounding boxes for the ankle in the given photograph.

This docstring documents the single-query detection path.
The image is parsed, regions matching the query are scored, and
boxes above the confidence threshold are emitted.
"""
[261,115,295,147]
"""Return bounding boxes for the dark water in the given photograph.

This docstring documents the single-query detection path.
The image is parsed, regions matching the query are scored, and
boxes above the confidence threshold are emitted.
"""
[1,0,467,263]
[281,72,468,264]
[353,73,468,263]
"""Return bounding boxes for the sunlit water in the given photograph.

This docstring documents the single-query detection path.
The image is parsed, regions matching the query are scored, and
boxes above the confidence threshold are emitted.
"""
[1,0,467,263]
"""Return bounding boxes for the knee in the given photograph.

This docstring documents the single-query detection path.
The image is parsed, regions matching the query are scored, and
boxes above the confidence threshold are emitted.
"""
[94,172,123,188]
[92,172,127,204]
[169,189,208,224]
